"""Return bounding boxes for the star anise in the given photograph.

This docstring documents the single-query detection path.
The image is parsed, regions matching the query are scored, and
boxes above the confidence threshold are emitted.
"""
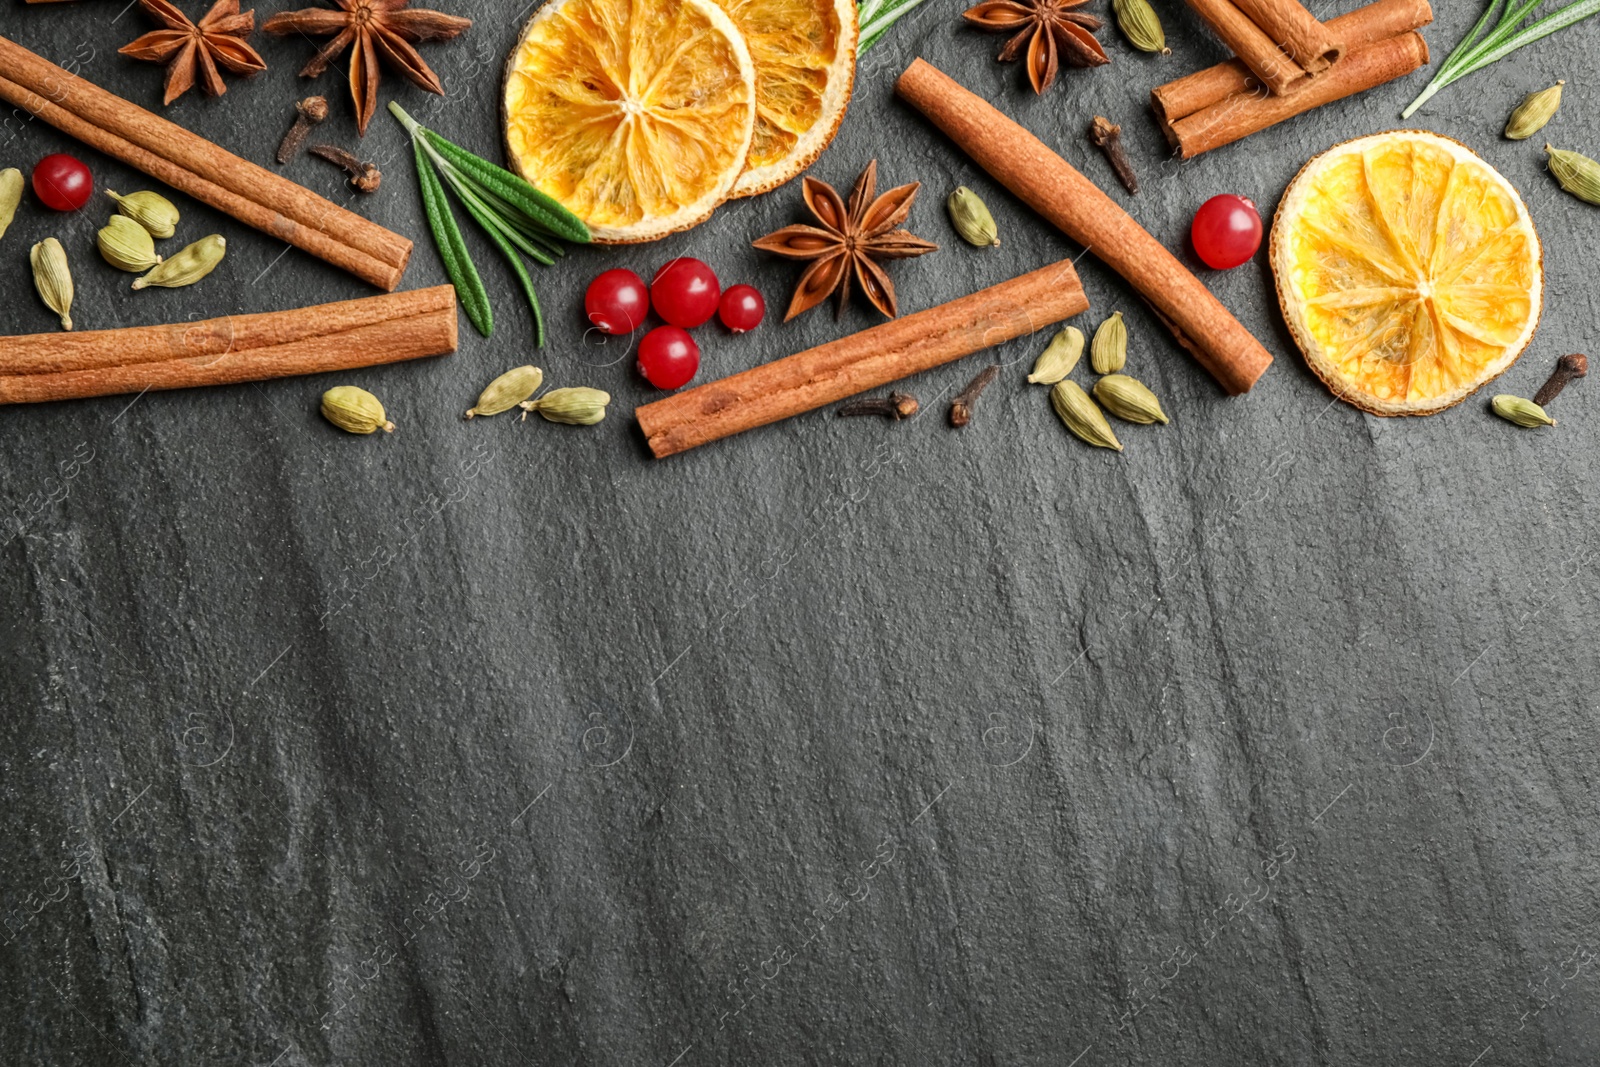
[263,0,472,136]
[753,161,938,321]
[963,0,1108,95]
[119,0,267,106]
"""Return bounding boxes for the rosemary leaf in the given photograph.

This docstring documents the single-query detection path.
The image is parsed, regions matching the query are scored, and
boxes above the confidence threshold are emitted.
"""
[428,150,557,266]
[460,202,546,346]
[417,126,589,244]
[858,0,934,53]
[412,138,492,338]
[1402,0,1600,118]
[416,139,549,338]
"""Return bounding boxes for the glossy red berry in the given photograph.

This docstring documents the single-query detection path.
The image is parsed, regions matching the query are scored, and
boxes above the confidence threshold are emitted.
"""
[651,258,721,328]
[32,154,92,212]
[718,284,765,333]
[638,325,700,390]
[1191,194,1262,270]
[584,269,650,334]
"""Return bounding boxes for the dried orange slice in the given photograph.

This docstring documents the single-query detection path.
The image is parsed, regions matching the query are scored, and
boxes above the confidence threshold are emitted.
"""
[1271,130,1543,415]
[715,0,857,197]
[502,0,757,243]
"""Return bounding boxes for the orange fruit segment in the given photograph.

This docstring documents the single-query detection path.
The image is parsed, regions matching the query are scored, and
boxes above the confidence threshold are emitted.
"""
[715,0,857,197]
[1271,131,1543,415]
[502,0,757,243]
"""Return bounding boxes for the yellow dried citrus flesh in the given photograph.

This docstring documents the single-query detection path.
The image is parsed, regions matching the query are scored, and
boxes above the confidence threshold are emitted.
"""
[503,0,757,243]
[1271,131,1542,415]
[715,0,857,197]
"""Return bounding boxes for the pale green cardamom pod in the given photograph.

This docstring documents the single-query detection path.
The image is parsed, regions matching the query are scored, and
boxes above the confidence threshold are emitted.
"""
[1545,145,1600,207]
[1113,0,1170,54]
[1091,311,1128,374]
[321,386,394,434]
[0,168,22,244]
[1505,82,1563,141]
[519,387,611,426]
[31,238,73,331]
[98,215,163,272]
[947,186,1000,247]
[466,365,543,418]
[107,189,180,239]
[1027,326,1084,384]
[1050,380,1122,451]
[1491,394,1555,428]
[1094,373,1169,424]
[133,234,225,290]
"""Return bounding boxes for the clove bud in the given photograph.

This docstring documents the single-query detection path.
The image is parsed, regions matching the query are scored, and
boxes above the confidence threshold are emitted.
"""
[837,392,919,420]
[277,96,329,164]
[310,145,381,193]
[1533,352,1587,407]
[950,365,999,427]
[1089,116,1139,195]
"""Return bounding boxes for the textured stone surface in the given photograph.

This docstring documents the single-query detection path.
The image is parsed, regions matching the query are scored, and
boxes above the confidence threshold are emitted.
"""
[3,2,1599,1064]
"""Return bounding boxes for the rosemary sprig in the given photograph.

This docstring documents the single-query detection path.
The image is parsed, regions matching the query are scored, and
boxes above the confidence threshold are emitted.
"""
[858,0,934,54]
[389,102,590,343]
[1401,0,1600,118]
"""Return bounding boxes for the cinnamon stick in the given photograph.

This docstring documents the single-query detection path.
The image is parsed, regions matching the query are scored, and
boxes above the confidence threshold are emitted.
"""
[0,35,411,291]
[1160,32,1430,159]
[1182,0,1308,95]
[636,259,1089,458]
[1153,0,1433,124]
[1230,0,1342,74]
[0,287,454,377]
[0,288,458,405]
[895,59,1272,396]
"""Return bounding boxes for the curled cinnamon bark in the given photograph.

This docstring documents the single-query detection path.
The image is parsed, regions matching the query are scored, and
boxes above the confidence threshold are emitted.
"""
[1158,32,1430,158]
[1152,0,1433,124]
[895,59,1272,395]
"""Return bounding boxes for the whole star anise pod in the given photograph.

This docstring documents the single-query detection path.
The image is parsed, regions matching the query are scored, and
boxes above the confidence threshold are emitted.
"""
[963,0,1108,95]
[119,0,267,106]
[753,161,938,321]
[263,0,472,136]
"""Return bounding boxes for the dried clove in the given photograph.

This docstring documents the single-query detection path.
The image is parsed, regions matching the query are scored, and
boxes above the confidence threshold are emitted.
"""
[837,391,920,420]
[276,96,328,164]
[1533,352,1587,406]
[310,144,381,193]
[1089,116,1138,195]
[950,365,1000,427]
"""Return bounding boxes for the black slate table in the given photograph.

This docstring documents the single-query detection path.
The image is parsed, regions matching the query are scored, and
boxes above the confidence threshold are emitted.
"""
[3,1,1598,1063]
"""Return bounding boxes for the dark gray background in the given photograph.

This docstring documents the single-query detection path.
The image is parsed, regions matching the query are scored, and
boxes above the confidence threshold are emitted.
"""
[3,0,1597,1063]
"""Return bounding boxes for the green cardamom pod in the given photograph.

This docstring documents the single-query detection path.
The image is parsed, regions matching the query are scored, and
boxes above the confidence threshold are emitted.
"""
[1093,373,1169,424]
[98,215,163,272]
[1505,82,1563,141]
[1113,0,1170,54]
[467,365,543,418]
[0,168,22,244]
[1491,393,1555,428]
[1050,380,1122,451]
[31,238,73,331]
[947,186,1000,248]
[519,387,611,426]
[1027,326,1084,384]
[1545,145,1600,207]
[1091,311,1128,374]
[321,386,394,434]
[133,234,225,290]
[107,189,180,239]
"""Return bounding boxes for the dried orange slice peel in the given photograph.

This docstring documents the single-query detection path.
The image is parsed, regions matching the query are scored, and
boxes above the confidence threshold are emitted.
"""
[1271,131,1543,415]
[503,0,757,243]
[716,0,857,197]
